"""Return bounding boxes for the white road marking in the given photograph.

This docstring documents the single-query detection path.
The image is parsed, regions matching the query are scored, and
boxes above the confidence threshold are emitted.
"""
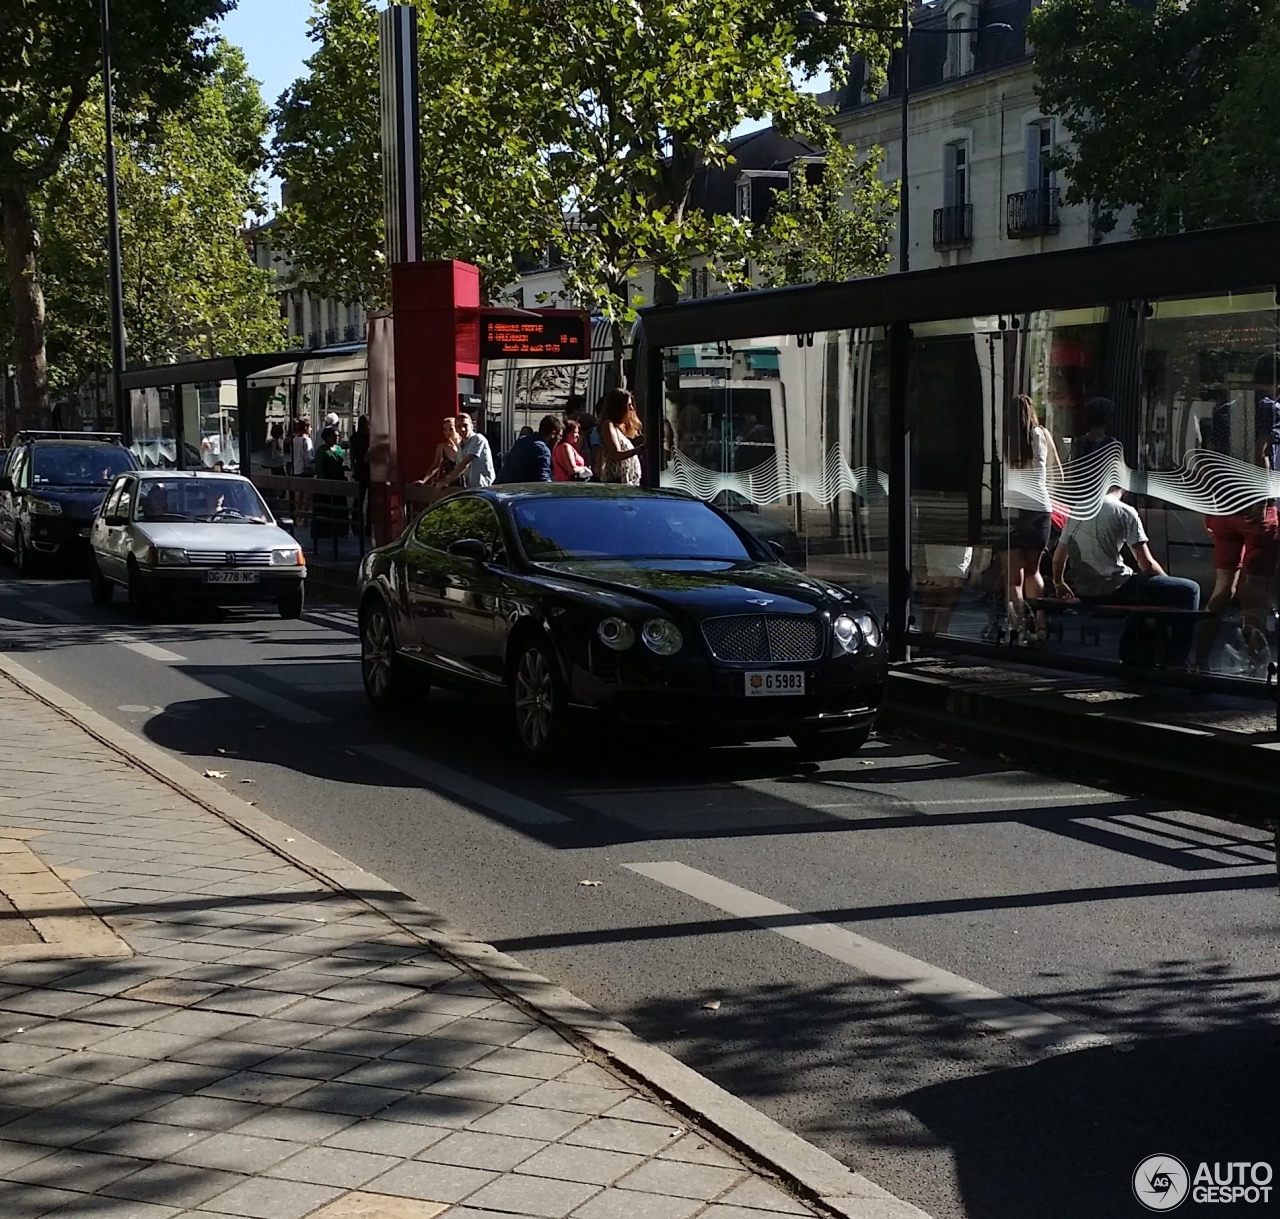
[202,674,330,724]
[111,636,187,663]
[624,860,1109,1053]
[26,601,84,623]
[358,743,569,826]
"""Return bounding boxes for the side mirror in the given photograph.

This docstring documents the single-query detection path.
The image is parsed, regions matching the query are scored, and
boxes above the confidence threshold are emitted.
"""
[277,516,295,530]
[447,537,489,563]
[0,476,13,493]
[765,539,786,562]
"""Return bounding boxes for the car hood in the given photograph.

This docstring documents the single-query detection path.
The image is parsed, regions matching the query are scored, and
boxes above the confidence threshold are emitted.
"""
[532,559,859,618]
[29,486,112,520]
[132,522,299,550]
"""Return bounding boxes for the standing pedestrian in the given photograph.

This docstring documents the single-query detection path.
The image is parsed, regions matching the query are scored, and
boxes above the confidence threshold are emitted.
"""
[291,419,314,477]
[423,417,461,485]
[449,413,495,488]
[314,426,348,538]
[1005,394,1062,645]
[349,416,370,536]
[267,422,287,474]
[597,389,643,485]
[553,419,591,481]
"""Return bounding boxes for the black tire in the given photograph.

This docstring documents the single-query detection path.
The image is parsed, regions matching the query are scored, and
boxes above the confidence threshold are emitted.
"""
[89,559,114,605]
[360,601,412,707]
[14,528,36,577]
[510,636,566,758]
[791,724,871,761]
[126,559,152,620]
[277,585,305,620]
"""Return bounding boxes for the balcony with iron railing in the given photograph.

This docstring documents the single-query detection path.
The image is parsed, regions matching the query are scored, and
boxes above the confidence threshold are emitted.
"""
[933,203,973,250]
[1007,187,1061,238]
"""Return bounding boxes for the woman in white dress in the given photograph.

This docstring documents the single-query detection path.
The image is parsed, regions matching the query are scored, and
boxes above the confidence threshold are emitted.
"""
[598,388,643,485]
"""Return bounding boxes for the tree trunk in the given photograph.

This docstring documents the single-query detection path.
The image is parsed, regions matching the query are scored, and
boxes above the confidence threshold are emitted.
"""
[1,184,50,429]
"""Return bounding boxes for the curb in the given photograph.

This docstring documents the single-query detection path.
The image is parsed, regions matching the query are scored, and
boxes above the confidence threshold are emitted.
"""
[882,668,1280,834]
[0,653,931,1219]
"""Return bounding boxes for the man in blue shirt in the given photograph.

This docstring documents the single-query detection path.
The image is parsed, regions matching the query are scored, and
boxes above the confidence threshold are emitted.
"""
[495,415,562,484]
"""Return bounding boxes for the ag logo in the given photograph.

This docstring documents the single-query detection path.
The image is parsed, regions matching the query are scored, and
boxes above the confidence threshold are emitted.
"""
[1134,1155,1190,1211]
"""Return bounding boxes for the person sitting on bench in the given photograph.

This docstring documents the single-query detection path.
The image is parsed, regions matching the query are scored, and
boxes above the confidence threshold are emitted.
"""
[1051,485,1201,667]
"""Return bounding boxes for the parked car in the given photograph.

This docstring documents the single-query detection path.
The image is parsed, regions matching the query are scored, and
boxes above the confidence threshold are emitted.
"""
[356,484,886,758]
[88,470,306,618]
[0,432,140,574]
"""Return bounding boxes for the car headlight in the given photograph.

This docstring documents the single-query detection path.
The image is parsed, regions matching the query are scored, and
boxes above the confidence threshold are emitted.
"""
[154,547,188,566]
[832,615,860,655]
[854,611,881,649]
[641,618,683,656]
[271,548,304,566]
[597,617,635,651]
[27,498,62,516]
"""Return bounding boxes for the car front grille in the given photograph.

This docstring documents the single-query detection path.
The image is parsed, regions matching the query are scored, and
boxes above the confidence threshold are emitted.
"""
[700,614,823,663]
[184,550,273,568]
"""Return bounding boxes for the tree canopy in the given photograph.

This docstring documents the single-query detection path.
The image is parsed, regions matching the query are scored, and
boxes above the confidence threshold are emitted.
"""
[1030,0,1280,237]
[35,42,284,393]
[1,0,233,423]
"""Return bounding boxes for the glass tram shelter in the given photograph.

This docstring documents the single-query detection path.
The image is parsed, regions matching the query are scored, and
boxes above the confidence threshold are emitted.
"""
[634,220,1280,687]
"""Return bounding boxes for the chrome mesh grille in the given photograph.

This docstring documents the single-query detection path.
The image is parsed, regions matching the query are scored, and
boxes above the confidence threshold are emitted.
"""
[701,615,822,663]
[184,550,273,568]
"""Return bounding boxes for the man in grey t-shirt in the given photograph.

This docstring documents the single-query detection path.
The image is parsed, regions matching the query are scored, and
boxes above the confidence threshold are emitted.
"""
[1052,487,1201,666]
[448,413,495,488]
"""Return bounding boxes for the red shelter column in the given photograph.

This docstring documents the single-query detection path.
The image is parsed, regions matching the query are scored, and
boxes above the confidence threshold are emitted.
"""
[367,260,481,545]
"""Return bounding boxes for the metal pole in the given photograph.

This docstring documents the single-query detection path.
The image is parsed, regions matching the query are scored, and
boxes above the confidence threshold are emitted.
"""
[899,0,910,273]
[887,321,911,660]
[100,0,127,437]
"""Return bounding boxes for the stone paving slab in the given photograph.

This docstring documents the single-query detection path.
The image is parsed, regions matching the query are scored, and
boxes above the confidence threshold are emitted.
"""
[0,671,868,1219]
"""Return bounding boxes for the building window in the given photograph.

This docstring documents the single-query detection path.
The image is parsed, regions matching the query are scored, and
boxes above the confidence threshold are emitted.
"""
[736,180,751,220]
[944,142,968,209]
[935,141,973,248]
[945,10,972,79]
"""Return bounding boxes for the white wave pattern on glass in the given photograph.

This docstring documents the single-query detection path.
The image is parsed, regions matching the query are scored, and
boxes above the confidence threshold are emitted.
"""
[665,446,890,507]
[1007,445,1280,520]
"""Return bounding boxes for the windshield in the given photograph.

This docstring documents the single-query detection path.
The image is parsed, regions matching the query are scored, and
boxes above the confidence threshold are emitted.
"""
[32,446,134,488]
[134,478,270,524]
[512,496,753,562]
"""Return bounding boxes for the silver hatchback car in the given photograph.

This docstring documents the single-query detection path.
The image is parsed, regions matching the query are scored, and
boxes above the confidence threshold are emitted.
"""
[89,471,306,618]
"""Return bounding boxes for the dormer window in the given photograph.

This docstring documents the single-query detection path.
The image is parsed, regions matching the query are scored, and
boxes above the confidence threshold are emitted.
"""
[736,181,751,220]
[944,4,973,78]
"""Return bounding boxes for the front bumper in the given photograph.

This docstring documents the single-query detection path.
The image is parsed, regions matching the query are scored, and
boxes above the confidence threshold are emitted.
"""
[27,518,94,558]
[138,567,306,601]
[571,645,886,738]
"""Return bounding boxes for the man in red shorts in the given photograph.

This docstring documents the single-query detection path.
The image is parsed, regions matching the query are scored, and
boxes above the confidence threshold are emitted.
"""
[1194,359,1280,675]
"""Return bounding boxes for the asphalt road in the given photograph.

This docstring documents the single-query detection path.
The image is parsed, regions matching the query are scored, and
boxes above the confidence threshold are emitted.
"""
[1,567,1277,1219]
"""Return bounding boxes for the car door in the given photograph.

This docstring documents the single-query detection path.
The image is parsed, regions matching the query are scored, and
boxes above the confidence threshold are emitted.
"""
[0,448,19,553]
[407,497,505,685]
[94,477,132,581]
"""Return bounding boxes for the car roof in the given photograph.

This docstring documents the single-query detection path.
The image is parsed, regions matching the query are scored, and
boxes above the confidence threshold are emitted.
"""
[27,438,123,448]
[478,484,691,504]
[134,470,250,482]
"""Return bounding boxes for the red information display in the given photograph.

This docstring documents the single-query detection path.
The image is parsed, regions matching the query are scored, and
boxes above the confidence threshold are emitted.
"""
[480,310,590,360]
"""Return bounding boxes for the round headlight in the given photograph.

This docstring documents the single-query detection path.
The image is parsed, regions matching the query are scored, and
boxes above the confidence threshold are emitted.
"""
[641,618,683,656]
[597,617,635,651]
[832,615,859,655]
[854,611,881,649]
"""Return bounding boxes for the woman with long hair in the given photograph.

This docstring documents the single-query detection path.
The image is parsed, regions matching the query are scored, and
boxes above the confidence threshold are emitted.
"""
[597,388,642,485]
[1004,394,1063,644]
[423,417,461,484]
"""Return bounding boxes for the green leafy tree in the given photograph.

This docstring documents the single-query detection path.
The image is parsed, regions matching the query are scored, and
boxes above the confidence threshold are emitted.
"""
[459,0,899,379]
[0,0,232,426]
[36,43,285,393]
[271,0,546,309]
[1030,0,1280,236]
[740,140,895,288]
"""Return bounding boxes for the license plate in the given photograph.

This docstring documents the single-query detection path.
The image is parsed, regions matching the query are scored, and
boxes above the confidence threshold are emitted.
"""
[745,670,806,697]
[205,570,259,584]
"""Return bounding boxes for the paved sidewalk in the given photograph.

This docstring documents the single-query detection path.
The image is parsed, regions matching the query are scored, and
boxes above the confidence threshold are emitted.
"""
[0,672,846,1219]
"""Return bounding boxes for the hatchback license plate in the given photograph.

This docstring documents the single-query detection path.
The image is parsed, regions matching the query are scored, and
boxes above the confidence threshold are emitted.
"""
[205,570,258,584]
[745,670,805,697]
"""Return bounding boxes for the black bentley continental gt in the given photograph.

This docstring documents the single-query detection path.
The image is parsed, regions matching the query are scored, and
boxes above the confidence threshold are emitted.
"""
[356,485,886,758]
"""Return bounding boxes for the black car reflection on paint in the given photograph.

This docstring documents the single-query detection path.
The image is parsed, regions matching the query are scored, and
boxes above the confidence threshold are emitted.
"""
[356,484,886,758]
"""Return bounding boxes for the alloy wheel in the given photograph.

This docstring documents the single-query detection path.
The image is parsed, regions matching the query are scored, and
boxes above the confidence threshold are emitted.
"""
[362,608,394,702]
[514,646,555,752]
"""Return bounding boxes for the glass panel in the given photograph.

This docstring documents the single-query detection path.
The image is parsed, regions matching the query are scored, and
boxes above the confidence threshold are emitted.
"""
[129,386,177,469]
[1139,289,1279,678]
[181,381,240,471]
[246,364,297,474]
[659,330,891,618]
